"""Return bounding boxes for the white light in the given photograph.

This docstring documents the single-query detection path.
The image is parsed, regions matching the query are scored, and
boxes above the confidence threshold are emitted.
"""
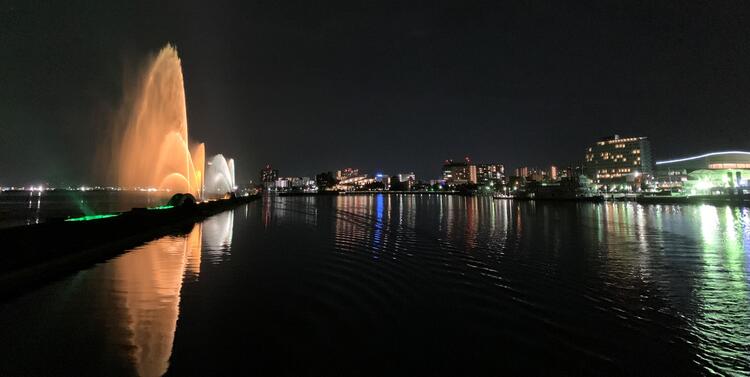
[656,151,750,165]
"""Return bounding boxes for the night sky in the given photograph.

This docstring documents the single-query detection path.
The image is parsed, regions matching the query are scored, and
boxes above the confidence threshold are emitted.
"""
[2,1,750,185]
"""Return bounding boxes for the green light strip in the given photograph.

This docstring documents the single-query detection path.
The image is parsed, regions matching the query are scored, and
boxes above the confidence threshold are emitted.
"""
[65,214,120,222]
[147,205,175,210]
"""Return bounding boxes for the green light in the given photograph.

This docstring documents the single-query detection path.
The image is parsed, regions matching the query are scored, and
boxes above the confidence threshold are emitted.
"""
[147,205,175,210]
[65,214,120,222]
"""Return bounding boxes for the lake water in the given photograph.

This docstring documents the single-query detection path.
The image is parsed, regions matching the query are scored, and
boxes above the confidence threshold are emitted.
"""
[0,190,171,228]
[0,195,748,376]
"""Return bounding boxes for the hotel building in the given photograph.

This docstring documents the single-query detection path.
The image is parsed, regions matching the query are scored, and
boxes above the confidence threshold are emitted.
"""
[584,135,653,190]
[443,159,477,185]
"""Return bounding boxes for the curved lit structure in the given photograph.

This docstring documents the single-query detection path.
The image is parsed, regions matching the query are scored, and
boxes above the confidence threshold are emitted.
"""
[116,44,205,198]
[656,151,750,166]
[204,154,236,198]
[654,151,750,192]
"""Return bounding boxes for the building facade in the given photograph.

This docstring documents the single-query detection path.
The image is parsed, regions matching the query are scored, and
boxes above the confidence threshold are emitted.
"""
[584,135,653,190]
[514,166,547,182]
[442,160,477,185]
[654,151,750,194]
[548,165,558,181]
[336,168,360,181]
[260,165,279,189]
[476,164,504,184]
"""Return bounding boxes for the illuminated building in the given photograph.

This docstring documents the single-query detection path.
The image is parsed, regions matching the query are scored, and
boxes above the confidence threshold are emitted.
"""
[584,134,653,191]
[514,166,546,182]
[375,174,390,189]
[397,172,416,183]
[476,164,504,184]
[654,151,750,194]
[442,159,477,185]
[273,177,317,192]
[548,165,558,181]
[335,174,373,191]
[469,165,477,184]
[260,165,278,189]
[336,168,359,180]
[395,172,417,190]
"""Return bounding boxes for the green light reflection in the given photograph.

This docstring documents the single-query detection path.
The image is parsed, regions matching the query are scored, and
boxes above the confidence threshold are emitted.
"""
[147,205,175,210]
[65,214,120,222]
[694,204,750,374]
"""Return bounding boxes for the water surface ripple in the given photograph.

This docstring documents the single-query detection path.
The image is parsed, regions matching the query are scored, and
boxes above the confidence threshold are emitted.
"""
[0,196,748,376]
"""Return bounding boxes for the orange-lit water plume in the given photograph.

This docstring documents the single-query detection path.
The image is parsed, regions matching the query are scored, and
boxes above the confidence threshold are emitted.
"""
[117,44,204,198]
[112,223,203,377]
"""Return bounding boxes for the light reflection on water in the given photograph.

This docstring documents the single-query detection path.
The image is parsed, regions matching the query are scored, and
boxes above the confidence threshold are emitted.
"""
[110,223,202,377]
[0,190,173,229]
[322,196,750,375]
[0,209,235,377]
[0,198,749,375]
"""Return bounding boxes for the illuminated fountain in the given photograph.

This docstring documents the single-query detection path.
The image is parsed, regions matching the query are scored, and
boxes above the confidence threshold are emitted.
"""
[204,154,236,199]
[115,44,205,198]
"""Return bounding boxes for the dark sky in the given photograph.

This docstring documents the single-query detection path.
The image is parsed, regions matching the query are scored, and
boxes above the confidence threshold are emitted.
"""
[2,0,750,185]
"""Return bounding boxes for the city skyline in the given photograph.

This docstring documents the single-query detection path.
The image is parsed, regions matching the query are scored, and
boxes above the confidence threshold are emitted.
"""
[2,3,750,375]
[4,2,750,185]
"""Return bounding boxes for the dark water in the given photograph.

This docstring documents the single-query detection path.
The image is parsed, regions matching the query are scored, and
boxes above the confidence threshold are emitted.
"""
[0,190,171,228]
[0,195,748,376]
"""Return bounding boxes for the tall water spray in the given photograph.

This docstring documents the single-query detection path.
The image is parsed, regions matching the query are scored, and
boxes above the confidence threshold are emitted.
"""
[204,154,236,198]
[116,44,204,198]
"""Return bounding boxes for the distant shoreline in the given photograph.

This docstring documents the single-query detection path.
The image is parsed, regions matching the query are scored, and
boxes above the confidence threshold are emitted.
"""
[276,190,750,205]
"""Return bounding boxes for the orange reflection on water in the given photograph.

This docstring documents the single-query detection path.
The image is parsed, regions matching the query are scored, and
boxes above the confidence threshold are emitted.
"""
[110,223,202,377]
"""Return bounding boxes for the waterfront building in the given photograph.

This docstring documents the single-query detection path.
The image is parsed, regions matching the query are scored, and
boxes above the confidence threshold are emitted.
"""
[275,177,290,190]
[260,165,279,189]
[548,165,558,181]
[397,172,416,183]
[316,172,337,190]
[335,174,373,191]
[336,168,360,181]
[558,165,583,180]
[442,159,477,185]
[396,172,416,190]
[515,166,546,182]
[515,167,528,177]
[583,135,653,191]
[429,179,445,187]
[653,151,750,194]
[527,170,546,183]
[274,177,317,192]
[375,174,390,190]
[476,164,504,184]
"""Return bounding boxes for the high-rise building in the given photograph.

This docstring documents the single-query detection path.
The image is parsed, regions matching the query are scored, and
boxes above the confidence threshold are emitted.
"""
[548,165,558,181]
[514,166,546,181]
[515,167,529,178]
[476,164,504,184]
[443,159,477,185]
[584,135,653,190]
[260,165,278,189]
